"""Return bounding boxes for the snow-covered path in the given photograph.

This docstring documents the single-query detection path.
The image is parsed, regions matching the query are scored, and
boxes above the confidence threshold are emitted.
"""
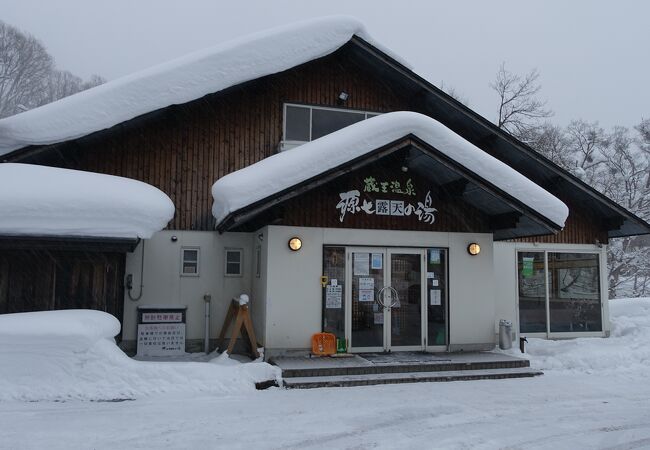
[2,371,649,450]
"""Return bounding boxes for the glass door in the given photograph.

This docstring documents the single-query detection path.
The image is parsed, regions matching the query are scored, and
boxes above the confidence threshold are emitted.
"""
[346,248,426,352]
[346,248,385,352]
[386,249,426,351]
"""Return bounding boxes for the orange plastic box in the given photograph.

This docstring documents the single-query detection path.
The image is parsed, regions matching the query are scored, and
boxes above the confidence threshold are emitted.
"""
[311,332,337,356]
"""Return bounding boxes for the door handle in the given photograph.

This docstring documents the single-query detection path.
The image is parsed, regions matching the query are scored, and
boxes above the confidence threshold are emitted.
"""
[377,286,399,310]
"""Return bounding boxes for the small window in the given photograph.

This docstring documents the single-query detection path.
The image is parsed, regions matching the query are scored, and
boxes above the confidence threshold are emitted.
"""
[181,248,200,276]
[311,108,365,140]
[225,249,243,277]
[285,105,311,141]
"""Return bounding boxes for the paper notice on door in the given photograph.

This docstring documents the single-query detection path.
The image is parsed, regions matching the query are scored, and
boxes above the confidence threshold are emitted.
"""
[331,279,338,286]
[371,253,383,270]
[359,277,374,290]
[359,289,374,302]
[326,285,343,309]
[374,313,384,324]
[431,279,439,287]
[427,272,436,279]
[430,289,442,306]
[354,253,370,276]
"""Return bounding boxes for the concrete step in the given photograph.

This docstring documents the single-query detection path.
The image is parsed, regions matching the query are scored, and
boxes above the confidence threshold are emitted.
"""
[276,358,530,378]
[283,367,543,389]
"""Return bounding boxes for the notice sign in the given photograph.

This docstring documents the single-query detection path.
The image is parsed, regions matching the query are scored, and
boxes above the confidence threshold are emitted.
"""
[430,289,442,306]
[137,323,186,356]
[522,257,535,278]
[359,289,374,302]
[326,285,343,309]
[354,253,370,276]
[141,312,183,323]
[371,253,383,270]
[359,277,375,290]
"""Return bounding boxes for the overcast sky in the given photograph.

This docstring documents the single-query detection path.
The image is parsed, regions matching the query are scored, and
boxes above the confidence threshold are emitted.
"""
[2,0,648,129]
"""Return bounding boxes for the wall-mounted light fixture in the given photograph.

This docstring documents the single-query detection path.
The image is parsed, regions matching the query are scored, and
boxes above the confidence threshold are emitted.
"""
[467,243,481,256]
[288,237,303,251]
[337,91,349,103]
[171,235,178,242]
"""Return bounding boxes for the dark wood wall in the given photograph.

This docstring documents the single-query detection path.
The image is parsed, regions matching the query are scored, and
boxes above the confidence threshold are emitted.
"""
[0,250,125,332]
[13,47,604,244]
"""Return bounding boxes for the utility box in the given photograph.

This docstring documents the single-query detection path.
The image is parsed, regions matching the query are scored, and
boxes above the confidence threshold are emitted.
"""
[498,319,513,350]
[137,306,187,357]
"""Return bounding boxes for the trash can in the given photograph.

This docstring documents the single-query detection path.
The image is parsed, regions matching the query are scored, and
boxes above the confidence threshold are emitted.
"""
[499,319,513,350]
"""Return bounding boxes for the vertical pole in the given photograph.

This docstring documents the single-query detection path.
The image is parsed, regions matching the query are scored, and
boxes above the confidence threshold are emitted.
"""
[203,293,211,354]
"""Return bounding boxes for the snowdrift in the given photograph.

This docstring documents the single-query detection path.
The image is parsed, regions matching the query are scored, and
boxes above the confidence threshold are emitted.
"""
[0,163,174,239]
[0,310,280,402]
[522,298,650,375]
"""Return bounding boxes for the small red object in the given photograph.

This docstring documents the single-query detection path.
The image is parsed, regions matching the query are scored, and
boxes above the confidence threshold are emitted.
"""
[311,332,337,356]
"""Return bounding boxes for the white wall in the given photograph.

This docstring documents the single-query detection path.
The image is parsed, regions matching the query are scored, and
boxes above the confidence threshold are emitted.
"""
[122,230,253,345]
[263,225,496,353]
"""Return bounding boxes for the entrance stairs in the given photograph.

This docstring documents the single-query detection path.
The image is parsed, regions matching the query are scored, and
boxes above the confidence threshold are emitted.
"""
[270,352,542,389]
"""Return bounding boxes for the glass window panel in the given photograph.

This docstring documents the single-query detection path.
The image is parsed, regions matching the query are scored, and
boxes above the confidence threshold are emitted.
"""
[183,250,198,262]
[351,251,384,348]
[311,109,365,140]
[322,247,345,340]
[518,252,547,333]
[390,253,422,347]
[426,248,447,346]
[548,253,602,332]
[183,263,197,274]
[226,251,241,264]
[285,105,311,141]
[226,262,241,275]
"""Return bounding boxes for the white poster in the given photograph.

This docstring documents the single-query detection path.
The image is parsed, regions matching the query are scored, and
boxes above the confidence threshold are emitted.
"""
[137,323,186,356]
[354,253,370,276]
[359,289,374,302]
[374,312,384,324]
[359,277,374,290]
[430,289,442,306]
[426,272,436,279]
[326,285,343,309]
[431,279,439,287]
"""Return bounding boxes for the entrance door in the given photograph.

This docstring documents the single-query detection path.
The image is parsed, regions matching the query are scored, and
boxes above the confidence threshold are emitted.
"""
[346,248,425,352]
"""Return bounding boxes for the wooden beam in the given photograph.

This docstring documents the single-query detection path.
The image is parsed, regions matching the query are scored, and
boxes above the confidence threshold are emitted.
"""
[489,212,523,231]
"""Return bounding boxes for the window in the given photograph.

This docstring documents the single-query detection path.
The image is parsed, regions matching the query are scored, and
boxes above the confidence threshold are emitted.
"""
[517,251,602,335]
[181,248,200,276]
[225,249,243,277]
[283,104,379,149]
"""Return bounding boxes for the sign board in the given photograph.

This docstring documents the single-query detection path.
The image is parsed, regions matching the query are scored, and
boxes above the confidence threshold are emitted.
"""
[137,323,186,356]
[326,285,343,309]
[141,312,183,323]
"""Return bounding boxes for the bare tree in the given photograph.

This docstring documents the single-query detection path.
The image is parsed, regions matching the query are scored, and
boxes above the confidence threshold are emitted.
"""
[0,20,106,118]
[491,62,552,138]
[0,20,53,118]
[439,80,470,107]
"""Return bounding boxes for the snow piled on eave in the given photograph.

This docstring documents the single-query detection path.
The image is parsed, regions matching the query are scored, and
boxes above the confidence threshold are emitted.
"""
[0,164,174,239]
[0,16,407,156]
[211,111,569,229]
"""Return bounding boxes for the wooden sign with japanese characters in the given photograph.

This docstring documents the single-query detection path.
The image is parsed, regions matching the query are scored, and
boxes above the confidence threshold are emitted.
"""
[336,176,437,225]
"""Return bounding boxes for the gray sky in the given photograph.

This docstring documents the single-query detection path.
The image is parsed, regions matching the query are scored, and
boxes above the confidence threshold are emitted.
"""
[2,0,648,129]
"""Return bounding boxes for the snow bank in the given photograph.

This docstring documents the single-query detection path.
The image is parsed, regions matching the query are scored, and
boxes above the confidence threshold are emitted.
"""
[0,16,403,155]
[0,310,280,402]
[0,163,174,239]
[212,111,569,228]
[521,298,650,375]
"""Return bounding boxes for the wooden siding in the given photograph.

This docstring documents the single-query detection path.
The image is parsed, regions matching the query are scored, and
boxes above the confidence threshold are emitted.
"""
[0,250,125,334]
[11,46,605,244]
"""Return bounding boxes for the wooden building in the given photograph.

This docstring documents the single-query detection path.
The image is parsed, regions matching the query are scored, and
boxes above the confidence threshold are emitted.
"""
[0,17,648,355]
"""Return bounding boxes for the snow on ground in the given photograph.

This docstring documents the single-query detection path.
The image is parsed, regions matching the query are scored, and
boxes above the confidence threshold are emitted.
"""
[211,111,569,228]
[1,300,649,449]
[0,16,404,155]
[0,163,175,239]
[0,310,279,402]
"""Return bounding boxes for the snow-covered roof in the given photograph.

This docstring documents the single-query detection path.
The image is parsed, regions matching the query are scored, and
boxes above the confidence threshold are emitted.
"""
[0,164,174,239]
[211,112,569,229]
[0,16,403,156]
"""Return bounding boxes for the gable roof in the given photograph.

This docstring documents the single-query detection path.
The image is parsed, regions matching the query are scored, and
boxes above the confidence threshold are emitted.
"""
[212,112,568,239]
[0,16,404,156]
[1,17,648,239]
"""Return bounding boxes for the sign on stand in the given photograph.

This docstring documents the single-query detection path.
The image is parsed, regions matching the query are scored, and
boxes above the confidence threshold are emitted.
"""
[137,306,187,357]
